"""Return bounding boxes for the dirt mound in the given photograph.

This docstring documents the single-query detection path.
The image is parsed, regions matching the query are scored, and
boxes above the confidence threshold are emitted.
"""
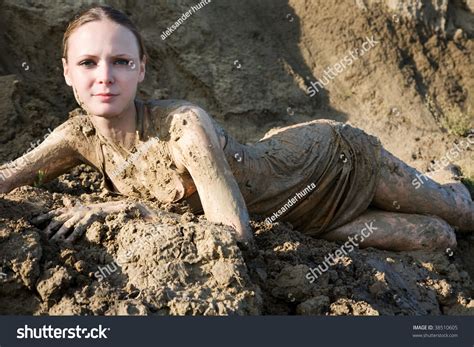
[1,187,472,315]
[0,0,473,315]
[0,187,261,315]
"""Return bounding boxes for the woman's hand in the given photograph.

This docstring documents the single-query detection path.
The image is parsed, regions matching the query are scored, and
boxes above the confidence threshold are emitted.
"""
[32,200,157,243]
[32,203,106,243]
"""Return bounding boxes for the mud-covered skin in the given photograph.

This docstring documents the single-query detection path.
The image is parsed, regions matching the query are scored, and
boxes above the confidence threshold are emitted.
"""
[373,149,474,232]
[323,209,457,251]
[0,99,253,241]
[31,200,157,243]
[0,100,472,250]
[324,150,473,251]
[165,105,252,241]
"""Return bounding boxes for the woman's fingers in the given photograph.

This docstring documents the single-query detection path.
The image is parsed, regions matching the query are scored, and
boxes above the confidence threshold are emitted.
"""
[32,212,55,224]
[50,213,83,242]
[33,202,120,243]
[43,218,66,238]
[134,203,157,221]
[32,208,67,224]
[65,225,87,244]
[65,213,99,243]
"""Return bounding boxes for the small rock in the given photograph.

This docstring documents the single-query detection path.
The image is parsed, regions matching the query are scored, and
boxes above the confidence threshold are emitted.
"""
[453,28,464,42]
[106,300,148,315]
[296,295,330,315]
[74,260,87,273]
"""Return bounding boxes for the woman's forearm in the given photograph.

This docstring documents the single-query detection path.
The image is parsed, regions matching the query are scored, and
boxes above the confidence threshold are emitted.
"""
[198,171,253,240]
[230,215,253,241]
[0,126,82,193]
[168,106,254,241]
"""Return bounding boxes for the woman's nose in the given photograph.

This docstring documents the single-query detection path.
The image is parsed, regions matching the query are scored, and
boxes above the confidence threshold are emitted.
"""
[96,63,114,84]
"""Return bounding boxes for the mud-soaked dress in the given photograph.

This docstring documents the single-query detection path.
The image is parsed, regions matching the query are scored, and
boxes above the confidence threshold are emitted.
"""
[62,99,383,237]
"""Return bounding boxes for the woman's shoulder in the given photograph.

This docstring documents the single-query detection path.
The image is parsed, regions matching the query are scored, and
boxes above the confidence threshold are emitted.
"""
[52,108,96,140]
[138,99,229,145]
[140,98,213,138]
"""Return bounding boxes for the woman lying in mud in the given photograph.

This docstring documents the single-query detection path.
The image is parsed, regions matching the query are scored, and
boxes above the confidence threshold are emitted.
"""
[0,6,472,251]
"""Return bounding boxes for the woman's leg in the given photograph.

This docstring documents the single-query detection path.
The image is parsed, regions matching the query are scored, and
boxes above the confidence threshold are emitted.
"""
[371,149,473,231]
[322,209,456,251]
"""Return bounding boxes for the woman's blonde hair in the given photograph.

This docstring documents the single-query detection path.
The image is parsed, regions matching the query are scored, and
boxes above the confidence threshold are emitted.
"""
[62,5,148,61]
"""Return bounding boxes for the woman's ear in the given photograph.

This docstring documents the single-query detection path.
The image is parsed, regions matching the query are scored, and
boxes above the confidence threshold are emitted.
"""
[138,56,146,83]
[62,58,73,87]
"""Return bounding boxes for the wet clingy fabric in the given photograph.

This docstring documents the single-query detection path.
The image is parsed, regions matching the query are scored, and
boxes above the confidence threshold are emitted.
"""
[222,119,383,236]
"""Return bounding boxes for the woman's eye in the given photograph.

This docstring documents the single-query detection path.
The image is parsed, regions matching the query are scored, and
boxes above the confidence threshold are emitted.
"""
[115,59,130,65]
[79,60,95,67]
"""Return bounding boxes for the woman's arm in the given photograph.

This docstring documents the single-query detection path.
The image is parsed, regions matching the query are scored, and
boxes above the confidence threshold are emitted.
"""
[0,120,153,243]
[0,121,83,194]
[167,105,253,241]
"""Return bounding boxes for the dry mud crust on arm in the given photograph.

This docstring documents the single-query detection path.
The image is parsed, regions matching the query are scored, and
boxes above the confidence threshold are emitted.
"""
[160,104,253,241]
[0,110,99,192]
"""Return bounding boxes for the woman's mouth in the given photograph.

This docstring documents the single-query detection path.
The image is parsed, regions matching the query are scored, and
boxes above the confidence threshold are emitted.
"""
[94,93,118,102]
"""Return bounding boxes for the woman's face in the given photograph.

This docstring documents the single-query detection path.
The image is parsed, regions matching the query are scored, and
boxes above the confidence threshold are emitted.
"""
[62,19,146,118]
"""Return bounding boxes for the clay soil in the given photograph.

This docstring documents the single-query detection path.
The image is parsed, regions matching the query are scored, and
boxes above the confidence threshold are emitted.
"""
[0,0,473,315]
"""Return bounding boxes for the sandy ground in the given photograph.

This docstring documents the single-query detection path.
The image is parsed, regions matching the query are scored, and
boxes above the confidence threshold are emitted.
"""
[0,0,473,315]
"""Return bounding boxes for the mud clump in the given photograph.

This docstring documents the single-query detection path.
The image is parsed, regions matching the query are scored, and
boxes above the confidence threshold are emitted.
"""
[1,189,472,315]
[0,188,262,315]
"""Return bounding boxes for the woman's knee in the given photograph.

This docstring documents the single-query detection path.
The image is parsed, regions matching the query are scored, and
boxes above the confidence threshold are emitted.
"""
[417,216,457,251]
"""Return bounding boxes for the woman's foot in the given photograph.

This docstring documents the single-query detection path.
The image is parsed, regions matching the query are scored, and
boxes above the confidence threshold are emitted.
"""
[429,164,472,201]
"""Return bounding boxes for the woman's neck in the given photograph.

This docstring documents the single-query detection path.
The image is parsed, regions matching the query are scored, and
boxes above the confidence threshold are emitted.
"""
[88,101,138,149]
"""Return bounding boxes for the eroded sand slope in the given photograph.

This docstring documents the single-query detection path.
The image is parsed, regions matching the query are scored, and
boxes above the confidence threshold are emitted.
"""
[0,0,472,315]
